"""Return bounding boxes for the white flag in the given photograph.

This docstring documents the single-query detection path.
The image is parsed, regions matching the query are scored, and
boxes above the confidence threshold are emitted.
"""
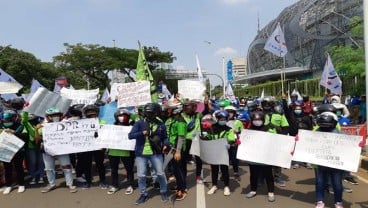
[225,82,236,103]
[319,54,342,95]
[292,89,303,101]
[0,68,23,97]
[196,54,204,81]
[260,88,264,99]
[264,23,288,57]
[30,79,45,94]
[101,88,110,102]
[69,85,75,90]
[161,83,172,100]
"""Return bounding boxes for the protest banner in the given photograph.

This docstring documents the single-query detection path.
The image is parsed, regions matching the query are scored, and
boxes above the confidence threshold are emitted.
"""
[190,135,229,166]
[0,82,22,94]
[0,131,25,162]
[60,88,99,105]
[96,125,136,150]
[42,118,100,155]
[236,129,295,168]
[116,81,151,108]
[292,129,362,172]
[178,80,206,101]
[23,88,72,118]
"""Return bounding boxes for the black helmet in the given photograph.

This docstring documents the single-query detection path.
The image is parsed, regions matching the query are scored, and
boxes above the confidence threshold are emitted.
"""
[302,95,309,102]
[316,112,338,129]
[261,96,274,111]
[317,104,336,114]
[250,111,265,122]
[10,98,25,110]
[143,103,160,120]
[83,104,100,117]
[114,108,130,121]
[68,104,84,118]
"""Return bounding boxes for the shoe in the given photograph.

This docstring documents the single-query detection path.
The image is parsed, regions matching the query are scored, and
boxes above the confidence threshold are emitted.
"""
[268,193,275,202]
[315,201,325,208]
[233,172,240,177]
[246,191,257,198]
[125,186,133,195]
[343,187,353,193]
[69,185,78,193]
[328,188,334,194]
[135,194,148,205]
[196,176,204,184]
[41,184,56,193]
[99,182,108,189]
[76,177,86,183]
[335,202,344,208]
[207,186,218,195]
[80,183,91,190]
[161,192,169,203]
[29,178,36,185]
[344,177,359,185]
[3,187,12,195]
[168,176,176,182]
[38,178,44,184]
[224,186,231,196]
[275,178,286,187]
[292,164,299,169]
[17,186,25,193]
[175,190,187,201]
[153,182,160,190]
[107,187,118,195]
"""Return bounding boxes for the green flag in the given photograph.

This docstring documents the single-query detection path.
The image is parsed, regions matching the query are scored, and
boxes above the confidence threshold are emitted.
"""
[136,41,158,103]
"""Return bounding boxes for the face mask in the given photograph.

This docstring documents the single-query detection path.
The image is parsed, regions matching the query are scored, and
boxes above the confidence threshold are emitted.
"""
[52,116,60,122]
[218,121,227,126]
[118,116,129,123]
[336,111,342,116]
[252,120,263,127]
[294,110,302,115]
[3,122,13,127]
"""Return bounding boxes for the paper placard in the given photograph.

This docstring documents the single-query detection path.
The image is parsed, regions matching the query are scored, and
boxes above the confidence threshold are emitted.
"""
[42,118,100,155]
[292,129,362,172]
[190,135,229,166]
[178,80,206,101]
[237,129,295,169]
[116,81,151,108]
[96,125,136,150]
[0,131,25,162]
[0,82,22,94]
[60,88,99,105]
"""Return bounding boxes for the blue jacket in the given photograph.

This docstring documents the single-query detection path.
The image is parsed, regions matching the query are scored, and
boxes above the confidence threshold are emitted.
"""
[128,118,169,156]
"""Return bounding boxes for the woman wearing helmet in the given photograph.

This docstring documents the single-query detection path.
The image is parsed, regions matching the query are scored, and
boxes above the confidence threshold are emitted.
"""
[245,111,276,202]
[106,108,135,195]
[35,107,77,193]
[206,110,234,196]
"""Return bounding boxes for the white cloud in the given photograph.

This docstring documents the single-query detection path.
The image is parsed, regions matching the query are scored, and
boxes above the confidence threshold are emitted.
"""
[221,0,252,5]
[215,47,238,57]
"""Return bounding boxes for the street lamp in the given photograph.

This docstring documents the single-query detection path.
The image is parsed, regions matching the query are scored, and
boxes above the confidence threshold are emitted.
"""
[205,73,225,98]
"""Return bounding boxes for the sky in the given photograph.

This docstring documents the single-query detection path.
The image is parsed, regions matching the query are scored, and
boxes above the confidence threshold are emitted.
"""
[1,0,299,86]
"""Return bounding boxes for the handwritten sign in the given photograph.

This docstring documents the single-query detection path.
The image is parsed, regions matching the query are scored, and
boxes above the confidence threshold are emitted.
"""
[60,88,99,105]
[293,129,362,172]
[190,135,229,166]
[0,131,25,162]
[237,129,295,168]
[116,81,151,108]
[42,118,100,155]
[178,80,206,101]
[96,125,136,150]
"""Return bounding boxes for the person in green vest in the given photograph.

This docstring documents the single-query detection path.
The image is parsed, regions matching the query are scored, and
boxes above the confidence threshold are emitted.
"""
[107,108,135,195]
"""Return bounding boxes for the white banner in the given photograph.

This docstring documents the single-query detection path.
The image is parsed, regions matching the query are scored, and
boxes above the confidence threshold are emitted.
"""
[42,118,100,155]
[96,125,136,150]
[60,88,99,105]
[237,129,295,169]
[0,131,25,162]
[116,81,151,108]
[293,129,362,172]
[23,87,72,118]
[264,23,288,57]
[178,80,206,101]
[190,135,229,166]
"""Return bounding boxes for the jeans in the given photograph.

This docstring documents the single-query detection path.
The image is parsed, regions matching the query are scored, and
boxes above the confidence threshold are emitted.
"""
[26,148,45,181]
[43,153,74,186]
[108,155,135,188]
[136,154,167,196]
[315,166,344,203]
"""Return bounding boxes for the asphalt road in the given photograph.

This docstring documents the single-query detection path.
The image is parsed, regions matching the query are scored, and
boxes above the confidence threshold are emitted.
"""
[1,162,367,208]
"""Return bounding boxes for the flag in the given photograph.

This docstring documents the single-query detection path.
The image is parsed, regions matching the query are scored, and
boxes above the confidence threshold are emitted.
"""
[287,90,292,105]
[69,84,75,90]
[101,88,110,103]
[319,54,342,95]
[161,83,172,100]
[260,88,264,99]
[30,79,45,94]
[0,68,23,100]
[225,82,236,103]
[136,41,158,103]
[196,54,204,81]
[53,76,68,93]
[292,89,302,101]
[227,60,233,84]
[264,23,288,57]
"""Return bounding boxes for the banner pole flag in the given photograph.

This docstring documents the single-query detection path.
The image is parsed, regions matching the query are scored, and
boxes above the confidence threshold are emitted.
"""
[319,53,342,95]
[195,54,204,82]
[136,41,158,103]
[264,22,288,58]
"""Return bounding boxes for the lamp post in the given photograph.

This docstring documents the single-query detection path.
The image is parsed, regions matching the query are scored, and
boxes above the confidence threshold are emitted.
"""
[205,73,225,98]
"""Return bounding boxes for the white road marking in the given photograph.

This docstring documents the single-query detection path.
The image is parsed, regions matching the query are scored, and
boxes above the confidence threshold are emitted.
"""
[196,183,206,208]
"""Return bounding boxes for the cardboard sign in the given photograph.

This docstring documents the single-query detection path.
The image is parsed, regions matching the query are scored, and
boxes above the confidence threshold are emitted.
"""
[96,125,136,150]
[0,82,22,94]
[60,88,99,105]
[190,135,229,166]
[116,81,151,108]
[0,131,25,162]
[178,80,206,101]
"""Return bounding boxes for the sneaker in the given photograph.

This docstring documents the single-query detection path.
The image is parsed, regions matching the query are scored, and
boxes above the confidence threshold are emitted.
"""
[224,186,231,196]
[315,201,325,208]
[233,172,240,177]
[328,188,334,194]
[76,177,87,183]
[107,187,118,195]
[292,163,299,169]
[168,176,176,182]
[38,178,44,184]
[161,192,169,203]
[41,184,56,193]
[268,193,275,202]
[17,186,25,193]
[246,191,257,198]
[135,194,148,205]
[275,178,286,187]
[335,202,344,208]
[344,177,359,185]
[3,187,12,195]
[125,186,133,195]
[29,178,36,185]
[343,187,353,193]
[80,183,91,190]
[196,176,204,184]
[175,190,187,201]
[207,186,218,195]
[99,182,108,189]
[69,185,78,193]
